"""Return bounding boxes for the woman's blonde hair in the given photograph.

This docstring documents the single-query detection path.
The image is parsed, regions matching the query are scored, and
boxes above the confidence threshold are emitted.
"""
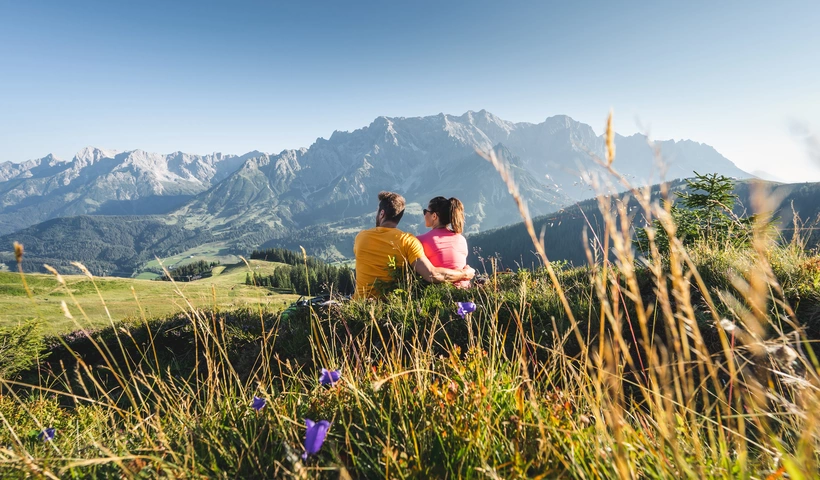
[428,196,465,234]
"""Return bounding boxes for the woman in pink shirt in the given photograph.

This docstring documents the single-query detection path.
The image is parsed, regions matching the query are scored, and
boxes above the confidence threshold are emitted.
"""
[417,196,470,288]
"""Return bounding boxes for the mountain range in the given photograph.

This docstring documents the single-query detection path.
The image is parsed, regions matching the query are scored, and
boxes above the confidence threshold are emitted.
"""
[0,147,256,235]
[0,110,751,275]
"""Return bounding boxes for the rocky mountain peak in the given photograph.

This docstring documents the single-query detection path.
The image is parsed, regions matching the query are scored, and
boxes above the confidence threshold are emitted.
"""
[74,146,117,166]
[461,109,517,142]
[541,115,581,131]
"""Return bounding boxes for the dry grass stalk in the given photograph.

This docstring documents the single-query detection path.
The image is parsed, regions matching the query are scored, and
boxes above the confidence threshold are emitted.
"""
[476,147,586,353]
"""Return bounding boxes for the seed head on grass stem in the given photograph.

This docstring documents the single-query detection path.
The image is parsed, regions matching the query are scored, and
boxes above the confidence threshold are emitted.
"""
[605,110,615,167]
[14,241,23,264]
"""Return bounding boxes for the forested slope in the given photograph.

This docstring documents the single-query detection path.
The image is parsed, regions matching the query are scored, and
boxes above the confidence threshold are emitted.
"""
[467,178,820,270]
[0,216,214,276]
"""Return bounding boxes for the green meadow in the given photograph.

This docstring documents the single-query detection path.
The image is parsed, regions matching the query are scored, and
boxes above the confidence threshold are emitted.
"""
[139,242,242,273]
[0,260,298,335]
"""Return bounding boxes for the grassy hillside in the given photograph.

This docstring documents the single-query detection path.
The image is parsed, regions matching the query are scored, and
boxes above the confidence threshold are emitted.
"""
[468,178,820,269]
[139,242,241,272]
[0,260,298,335]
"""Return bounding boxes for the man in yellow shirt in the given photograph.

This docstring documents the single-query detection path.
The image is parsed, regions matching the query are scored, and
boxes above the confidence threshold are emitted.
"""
[353,191,474,298]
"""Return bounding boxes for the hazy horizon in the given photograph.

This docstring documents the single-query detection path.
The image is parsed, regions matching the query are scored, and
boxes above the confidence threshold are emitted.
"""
[2,0,818,182]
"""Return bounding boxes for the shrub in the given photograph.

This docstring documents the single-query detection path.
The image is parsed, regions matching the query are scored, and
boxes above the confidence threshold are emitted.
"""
[0,320,45,378]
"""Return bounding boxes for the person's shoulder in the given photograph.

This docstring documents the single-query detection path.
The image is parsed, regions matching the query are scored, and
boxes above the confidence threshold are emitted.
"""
[397,229,419,241]
[355,228,377,246]
[396,229,423,249]
[396,230,424,261]
[416,229,433,241]
[452,232,468,250]
[356,227,377,238]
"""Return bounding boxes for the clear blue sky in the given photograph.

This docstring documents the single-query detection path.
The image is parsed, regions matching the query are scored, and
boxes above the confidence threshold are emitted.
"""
[1,0,818,181]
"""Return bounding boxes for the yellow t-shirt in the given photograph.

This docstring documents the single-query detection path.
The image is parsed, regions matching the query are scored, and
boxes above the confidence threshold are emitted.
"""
[353,227,425,298]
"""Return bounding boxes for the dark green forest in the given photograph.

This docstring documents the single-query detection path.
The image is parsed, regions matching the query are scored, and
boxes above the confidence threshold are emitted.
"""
[247,247,354,295]
[250,247,326,268]
[160,260,220,282]
[256,224,353,261]
[0,216,214,276]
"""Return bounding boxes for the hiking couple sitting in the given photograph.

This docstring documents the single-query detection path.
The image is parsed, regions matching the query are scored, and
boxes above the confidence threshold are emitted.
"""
[353,191,475,299]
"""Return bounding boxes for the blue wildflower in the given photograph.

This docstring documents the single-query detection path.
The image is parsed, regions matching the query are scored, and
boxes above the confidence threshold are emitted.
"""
[252,396,266,411]
[302,419,331,460]
[38,428,56,442]
[319,368,341,386]
[457,302,476,318]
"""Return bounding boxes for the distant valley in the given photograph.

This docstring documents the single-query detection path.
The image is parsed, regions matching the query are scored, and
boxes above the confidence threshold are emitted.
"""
[0,110,753,276]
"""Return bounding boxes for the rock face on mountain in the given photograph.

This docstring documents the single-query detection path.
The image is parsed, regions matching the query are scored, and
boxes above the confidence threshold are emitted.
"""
[0,110,751,272]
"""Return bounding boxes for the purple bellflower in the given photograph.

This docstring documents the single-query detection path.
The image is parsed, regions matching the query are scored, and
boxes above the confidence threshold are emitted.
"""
[457,302,477,318]
[319,368,341,386]
[252,396,266,411]
[302,419,331,460]
[38,428,56,442]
